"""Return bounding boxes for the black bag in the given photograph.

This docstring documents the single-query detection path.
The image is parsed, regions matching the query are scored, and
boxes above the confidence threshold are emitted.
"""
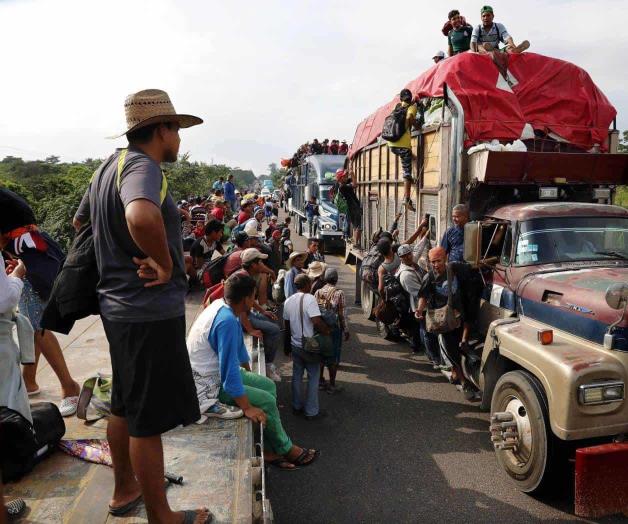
[360,246,384,287]
[0,408,37,482]
[383,273,410,316]
[201,253,231,287]
[381,103,409,142]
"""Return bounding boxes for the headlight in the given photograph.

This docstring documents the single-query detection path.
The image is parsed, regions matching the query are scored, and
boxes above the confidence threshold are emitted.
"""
[578,382,625,405]
[332,224,337,231]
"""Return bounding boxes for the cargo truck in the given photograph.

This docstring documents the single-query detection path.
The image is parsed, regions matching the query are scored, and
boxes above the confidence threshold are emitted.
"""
[288,153,346,252]
[347,51,628,496]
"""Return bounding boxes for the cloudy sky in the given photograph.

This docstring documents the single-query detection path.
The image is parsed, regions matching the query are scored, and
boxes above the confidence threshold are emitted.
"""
[1,0,626,175]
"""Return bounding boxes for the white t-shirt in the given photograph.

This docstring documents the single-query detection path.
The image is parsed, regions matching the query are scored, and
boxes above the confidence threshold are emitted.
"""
[283,292,321,348]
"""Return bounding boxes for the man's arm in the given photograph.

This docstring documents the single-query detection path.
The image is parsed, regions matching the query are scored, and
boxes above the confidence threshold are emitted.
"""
[470,24,479,52]
[73,187,91,231]
[238,310,263,339]
[406,217,429,245]
[126,199,173,286]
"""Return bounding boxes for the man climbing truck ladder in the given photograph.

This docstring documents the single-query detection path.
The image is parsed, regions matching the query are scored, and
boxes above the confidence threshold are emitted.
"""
[346,50,628,516]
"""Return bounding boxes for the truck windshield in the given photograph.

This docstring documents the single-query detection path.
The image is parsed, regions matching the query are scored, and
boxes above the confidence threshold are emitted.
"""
[320,186,332,203]
[515,217,628,265]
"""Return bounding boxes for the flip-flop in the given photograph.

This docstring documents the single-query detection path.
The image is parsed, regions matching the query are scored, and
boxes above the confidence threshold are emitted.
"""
[108,481,170,516]
[268,458,299,471]
[182,508,213,523]
[291,448,320,467]
[108,494,143,516]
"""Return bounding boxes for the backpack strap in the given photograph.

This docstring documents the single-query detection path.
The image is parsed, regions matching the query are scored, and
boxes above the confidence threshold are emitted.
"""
[115,148,168,205]
[299,294,305,347]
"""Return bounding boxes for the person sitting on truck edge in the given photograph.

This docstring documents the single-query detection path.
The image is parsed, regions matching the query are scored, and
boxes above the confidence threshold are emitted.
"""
[433,50,446,63]
[305,196,320,238]
[447,10,473,56]
[311,139,323,155]
[386,89,419,212]
[322,139,330,154]
[440,204,469,263]
[188,272,320,470]
[304,238,325,269]
[224,232,252,277]
[339,140,349,155]
[470,6,530,54]
[233,249,282,381]
[329,140,340,155]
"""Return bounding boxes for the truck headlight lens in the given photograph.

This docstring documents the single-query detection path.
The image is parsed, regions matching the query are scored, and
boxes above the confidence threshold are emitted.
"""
[578,382,624,405]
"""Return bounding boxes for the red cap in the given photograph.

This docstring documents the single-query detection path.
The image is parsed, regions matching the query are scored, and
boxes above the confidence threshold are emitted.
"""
[272,230,281,239]
[335,169,345,181]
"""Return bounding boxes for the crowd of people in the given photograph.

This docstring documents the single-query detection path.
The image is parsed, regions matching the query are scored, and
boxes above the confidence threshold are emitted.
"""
[0,89,360,521]
[432,5,530,62]
[283,138,349,169]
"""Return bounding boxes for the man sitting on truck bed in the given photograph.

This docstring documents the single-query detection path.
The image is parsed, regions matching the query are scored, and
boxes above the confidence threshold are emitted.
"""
[470,5,530,54]
[447,9,473,56]
[440,204,469,263]
[385,89,419,212]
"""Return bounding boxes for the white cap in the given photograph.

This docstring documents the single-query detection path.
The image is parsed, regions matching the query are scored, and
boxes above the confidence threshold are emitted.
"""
[433,50,446,59]
[241,248,268,265]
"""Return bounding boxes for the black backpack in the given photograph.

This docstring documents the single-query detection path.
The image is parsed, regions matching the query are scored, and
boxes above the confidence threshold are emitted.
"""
[381,103,410,142]
[383,272,410,316]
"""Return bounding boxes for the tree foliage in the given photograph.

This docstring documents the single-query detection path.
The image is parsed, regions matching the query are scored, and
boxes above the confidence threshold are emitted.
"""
[0,153,256,250]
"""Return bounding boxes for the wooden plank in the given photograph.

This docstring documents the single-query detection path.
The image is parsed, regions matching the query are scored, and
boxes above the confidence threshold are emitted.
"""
[65,465,112,524]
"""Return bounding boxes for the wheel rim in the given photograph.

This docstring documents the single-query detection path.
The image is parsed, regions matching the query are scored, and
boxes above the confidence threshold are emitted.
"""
[501,396,533,468]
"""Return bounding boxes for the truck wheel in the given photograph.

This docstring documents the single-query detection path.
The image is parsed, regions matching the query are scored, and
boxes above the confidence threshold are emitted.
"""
[361,285,375,320]
[490,370,555,493]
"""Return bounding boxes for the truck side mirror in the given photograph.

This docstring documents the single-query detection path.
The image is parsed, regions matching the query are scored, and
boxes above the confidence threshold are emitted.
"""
[464,222,481,267]
[605,284,628,310]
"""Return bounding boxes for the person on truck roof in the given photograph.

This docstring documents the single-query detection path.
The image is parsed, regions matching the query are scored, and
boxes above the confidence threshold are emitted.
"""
[440,204,469,263]
[447,10,473,56]
[339,140,349,155]
[385,89,419,212]
[433,50,446,63]
[470,5,530,54]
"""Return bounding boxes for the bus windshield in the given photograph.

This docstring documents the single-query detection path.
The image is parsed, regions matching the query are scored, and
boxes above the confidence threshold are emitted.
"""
[514,216,628,265]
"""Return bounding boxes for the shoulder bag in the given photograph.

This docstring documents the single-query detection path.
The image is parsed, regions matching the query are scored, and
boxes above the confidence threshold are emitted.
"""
[300,294,333,357]
[425,264,461,334]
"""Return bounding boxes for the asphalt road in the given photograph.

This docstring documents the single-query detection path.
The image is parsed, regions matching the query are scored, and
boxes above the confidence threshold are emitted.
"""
[266,221,627,524]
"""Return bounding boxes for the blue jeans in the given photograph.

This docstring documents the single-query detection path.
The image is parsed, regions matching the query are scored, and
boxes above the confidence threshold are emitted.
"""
[291,347,321,416]
[248,310,281,363]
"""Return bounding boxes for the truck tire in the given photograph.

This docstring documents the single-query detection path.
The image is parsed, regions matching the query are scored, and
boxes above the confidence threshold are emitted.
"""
[490,370,555,494]
[361,285,376,320]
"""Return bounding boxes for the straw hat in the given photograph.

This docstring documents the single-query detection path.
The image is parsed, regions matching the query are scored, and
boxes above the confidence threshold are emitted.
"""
[110,89,202,138]
[307,261,327,279]
[287,251,307,268]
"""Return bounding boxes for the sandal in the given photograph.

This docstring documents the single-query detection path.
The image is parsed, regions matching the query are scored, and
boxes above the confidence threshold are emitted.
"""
[6,498,26,518]
[108,494,143,516]
[291,448,320,467]
[268,458,299,471]
[182,508,213,523]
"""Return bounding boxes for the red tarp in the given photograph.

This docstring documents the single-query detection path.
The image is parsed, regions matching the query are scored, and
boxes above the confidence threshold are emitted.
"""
[348,53,616,158]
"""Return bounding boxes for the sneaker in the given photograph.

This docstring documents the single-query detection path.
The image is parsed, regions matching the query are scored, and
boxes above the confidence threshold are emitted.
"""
[59,396,79,417]
[404,198,416,212]
[267,364,281,382]
[205,402,243,419]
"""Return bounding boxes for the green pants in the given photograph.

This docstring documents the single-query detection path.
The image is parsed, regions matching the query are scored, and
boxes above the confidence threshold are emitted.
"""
[219,369,293,456]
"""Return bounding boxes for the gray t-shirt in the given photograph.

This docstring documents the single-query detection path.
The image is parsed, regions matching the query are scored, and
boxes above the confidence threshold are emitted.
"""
[471,22,510,47]
[75,148,186,322]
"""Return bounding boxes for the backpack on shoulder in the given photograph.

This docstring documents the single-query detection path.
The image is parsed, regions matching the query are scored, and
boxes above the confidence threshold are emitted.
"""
[360,246,384,288]
[381,103,410,142]
[200,253,230,288]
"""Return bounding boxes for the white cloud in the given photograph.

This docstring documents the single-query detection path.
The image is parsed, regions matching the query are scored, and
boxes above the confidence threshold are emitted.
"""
[0,0,626,174]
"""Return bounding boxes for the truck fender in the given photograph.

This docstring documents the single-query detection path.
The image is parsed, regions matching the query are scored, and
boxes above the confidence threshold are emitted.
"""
[480,318,521,412]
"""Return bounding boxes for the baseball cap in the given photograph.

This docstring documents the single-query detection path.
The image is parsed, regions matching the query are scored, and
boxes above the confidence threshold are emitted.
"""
[244,221,262,238]
[481,5,493,14]
[241,248,268,265]
[433,50,446,59]
[234,231,250,245]
[398,244,413,257]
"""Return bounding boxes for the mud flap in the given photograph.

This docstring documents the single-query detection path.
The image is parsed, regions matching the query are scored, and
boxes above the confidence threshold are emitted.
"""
[575,442,628,518]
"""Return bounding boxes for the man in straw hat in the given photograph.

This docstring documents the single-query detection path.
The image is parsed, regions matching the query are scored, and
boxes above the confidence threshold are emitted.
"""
[306,260,327,295]
[73,89,211,523]
[284,251,307,299]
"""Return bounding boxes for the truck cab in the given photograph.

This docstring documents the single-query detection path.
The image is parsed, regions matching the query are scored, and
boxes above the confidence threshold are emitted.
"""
[288,154,346,252]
